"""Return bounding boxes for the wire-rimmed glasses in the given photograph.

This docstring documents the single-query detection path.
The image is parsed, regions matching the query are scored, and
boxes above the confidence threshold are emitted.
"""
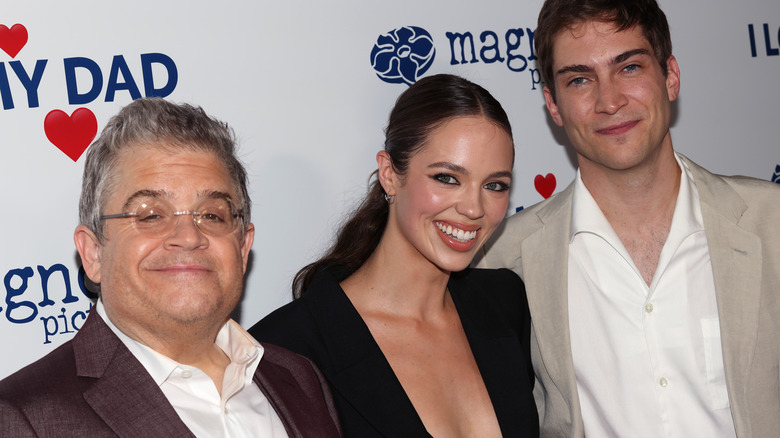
[100,197,241,237]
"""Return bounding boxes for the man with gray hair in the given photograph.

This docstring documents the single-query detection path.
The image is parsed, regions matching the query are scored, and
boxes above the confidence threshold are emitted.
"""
[0,98,342,437]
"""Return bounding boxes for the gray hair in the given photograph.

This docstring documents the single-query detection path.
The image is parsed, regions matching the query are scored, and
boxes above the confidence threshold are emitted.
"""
[79,97,251,241]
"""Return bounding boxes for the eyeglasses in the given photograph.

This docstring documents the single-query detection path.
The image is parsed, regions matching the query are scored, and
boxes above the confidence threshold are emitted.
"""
[100,197,241,237]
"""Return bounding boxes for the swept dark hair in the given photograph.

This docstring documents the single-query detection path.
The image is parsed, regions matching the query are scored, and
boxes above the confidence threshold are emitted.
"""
[292,74,512,297]
[535,0,672,100]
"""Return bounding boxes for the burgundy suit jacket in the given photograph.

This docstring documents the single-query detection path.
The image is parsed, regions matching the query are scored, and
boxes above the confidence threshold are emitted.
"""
[0,311,341,437]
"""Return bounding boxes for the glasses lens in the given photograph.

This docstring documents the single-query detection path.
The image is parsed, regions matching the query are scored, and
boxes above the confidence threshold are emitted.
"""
[134,202,172,235]
[195,199,237,235]
[124,198,238,237]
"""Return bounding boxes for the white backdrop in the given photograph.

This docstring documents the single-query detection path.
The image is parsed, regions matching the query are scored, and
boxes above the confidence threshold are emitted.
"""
[2,0,778,378]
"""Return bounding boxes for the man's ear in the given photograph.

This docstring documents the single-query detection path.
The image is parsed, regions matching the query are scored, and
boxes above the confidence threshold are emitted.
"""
[240,223,255,274]
[74,225,102,284]
[543,86,564,127]
[665,55,681,102]
[376,150,399,196]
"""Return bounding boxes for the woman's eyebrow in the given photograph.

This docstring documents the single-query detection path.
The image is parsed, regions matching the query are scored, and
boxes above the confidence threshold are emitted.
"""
[428,162,468,174]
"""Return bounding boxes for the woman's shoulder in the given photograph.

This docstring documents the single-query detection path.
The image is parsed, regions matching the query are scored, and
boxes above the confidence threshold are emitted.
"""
[248,270,346,355]
[453,267,525,295]
[449,268,527,314]
[248,297,315,352]
[459,267,521,281]
[250,294,311,334]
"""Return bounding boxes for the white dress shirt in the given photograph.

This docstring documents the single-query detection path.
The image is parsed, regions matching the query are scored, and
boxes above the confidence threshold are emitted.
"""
[96,301,288,437]
[568,154,736,437]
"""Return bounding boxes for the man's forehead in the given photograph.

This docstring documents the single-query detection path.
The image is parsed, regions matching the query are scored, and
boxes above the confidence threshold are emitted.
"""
[114,143,224,172]
[109,145,233,203]
[556,20,648,43]
[117,140,212,159]
[551,21,651,63]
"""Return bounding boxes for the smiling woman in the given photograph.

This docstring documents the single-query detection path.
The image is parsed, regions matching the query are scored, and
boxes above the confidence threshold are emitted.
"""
[250,74,539,437]
[376,115,513,273]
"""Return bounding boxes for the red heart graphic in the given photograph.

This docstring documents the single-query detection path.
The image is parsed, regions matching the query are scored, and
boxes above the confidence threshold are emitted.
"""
[44,108,98,162]
[0,24,28,58]
[534,173,556,199]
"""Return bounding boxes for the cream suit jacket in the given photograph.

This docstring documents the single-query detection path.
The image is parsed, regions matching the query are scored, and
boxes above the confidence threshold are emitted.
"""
[478,155,780,437]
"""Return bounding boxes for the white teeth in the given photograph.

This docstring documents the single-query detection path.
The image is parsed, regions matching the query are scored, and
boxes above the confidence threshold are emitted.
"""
[436,222,477,242]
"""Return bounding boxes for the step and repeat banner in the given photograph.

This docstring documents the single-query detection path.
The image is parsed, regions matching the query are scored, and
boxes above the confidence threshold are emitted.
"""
[2,1,778,378]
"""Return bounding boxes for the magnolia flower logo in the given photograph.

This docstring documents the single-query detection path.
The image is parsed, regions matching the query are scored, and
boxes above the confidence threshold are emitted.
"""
[772,165,780,184]
[370,26,435,86]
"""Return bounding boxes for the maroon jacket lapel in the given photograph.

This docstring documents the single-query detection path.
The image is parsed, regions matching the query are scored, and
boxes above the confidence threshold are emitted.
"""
[75,312,339,437]
[254,343,342,437]
[75,312,195,437]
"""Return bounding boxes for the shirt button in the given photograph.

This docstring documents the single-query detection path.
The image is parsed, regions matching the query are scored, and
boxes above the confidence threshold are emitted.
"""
[659,377,668,387]
[181,369,193,379]
[645,303,654,313]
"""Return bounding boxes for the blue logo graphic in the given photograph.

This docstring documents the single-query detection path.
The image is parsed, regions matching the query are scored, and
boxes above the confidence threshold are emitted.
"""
[370,26,435,86]
[772,165,780,184]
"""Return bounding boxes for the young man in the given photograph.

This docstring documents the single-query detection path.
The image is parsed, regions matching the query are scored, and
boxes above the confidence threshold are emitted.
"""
[0,98,341,437]
[479,0,780,436]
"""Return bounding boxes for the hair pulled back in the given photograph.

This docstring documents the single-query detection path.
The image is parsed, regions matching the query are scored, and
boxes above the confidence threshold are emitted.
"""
[292,74,512,297]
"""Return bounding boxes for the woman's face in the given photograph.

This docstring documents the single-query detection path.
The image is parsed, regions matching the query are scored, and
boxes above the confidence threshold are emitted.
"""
[381,115,514,274]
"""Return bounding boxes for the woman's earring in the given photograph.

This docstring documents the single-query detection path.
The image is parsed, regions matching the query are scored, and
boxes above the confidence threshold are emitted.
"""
[384,194,396,204]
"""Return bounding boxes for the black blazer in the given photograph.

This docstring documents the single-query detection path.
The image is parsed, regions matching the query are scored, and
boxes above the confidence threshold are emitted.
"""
[0,311,342,437]
[250,267,538,437]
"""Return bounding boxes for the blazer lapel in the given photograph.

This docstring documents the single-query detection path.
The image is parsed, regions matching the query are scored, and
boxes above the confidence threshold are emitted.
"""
[252,358,334,438]
[684,156,762,429]
[522,184,582,422]
[447,273,533,434]
[306,274,430,436]
[75,312,193,437]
